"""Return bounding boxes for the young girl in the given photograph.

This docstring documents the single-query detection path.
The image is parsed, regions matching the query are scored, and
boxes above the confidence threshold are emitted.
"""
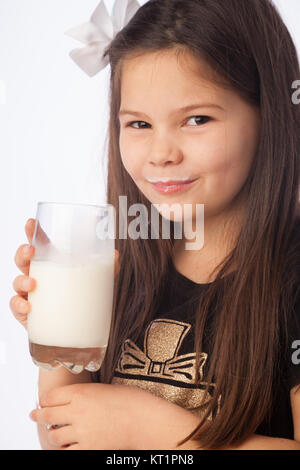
[10,0,300,450]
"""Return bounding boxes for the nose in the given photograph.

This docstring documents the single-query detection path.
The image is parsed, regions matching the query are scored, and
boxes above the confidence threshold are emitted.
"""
[148,132,183,166]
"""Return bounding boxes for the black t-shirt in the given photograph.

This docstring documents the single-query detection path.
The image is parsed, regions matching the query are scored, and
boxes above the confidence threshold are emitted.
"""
[110,256,300,440]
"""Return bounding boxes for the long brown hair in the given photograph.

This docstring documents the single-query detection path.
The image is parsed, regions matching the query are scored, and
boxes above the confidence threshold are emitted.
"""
[91,0,300,449]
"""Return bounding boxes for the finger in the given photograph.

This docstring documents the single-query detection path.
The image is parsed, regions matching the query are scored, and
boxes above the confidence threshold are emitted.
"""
[30,405,71,426]
[47,425,77,448]
[14,244,35,275]
[25,218,51,246]
[13,275,36,298]
[63,443,80,450]
[9,295,30,322]
[15,218,52,274]
[39,384,75,408]
[25,218,36,245]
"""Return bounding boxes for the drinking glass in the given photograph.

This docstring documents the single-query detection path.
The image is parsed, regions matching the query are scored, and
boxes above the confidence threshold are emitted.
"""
[27,201,116,374]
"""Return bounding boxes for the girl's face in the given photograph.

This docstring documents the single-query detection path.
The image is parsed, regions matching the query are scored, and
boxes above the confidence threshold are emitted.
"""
[119,49,260,224]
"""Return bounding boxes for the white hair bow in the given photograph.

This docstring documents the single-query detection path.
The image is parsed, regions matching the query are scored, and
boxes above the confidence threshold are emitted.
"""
[65,0,141,77]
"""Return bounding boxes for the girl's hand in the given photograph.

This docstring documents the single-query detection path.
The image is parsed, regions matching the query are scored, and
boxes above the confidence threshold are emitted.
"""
[9,217,54,330]
[10,218,120,331]
[29,382,202,450]
[10,218,38,330]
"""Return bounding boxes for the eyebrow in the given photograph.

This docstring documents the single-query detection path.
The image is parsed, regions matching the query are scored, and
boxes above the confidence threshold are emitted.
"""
[118,103,224,118]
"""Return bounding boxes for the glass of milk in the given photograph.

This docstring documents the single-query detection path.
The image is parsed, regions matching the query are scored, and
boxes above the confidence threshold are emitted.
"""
[27,201,116,374]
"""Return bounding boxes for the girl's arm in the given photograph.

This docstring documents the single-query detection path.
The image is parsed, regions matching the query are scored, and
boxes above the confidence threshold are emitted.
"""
[221,385,300,450]
[36,367,92,450]
[222,434,300,450]
[173,408,300,450]
[179,432,300,450]
[29,380,300,450]
[167,419,300,450]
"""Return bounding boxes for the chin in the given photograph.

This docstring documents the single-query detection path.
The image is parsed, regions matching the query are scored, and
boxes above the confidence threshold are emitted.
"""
[152,202,192,224]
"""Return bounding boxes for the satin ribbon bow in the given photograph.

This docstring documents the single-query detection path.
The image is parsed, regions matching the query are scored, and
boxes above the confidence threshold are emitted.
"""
[65,0,141,77]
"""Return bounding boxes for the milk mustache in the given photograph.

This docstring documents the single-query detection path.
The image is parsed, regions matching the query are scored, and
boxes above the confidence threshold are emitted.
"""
[27,255,114,372]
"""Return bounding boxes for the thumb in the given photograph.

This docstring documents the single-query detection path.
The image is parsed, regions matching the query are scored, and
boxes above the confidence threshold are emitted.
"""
[25,218,51,246]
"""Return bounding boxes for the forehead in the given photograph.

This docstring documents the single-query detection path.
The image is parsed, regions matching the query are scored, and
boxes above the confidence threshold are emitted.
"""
[120,49,231,109]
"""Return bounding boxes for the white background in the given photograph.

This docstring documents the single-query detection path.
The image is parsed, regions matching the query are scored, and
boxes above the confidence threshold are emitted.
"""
[0,0,299,450]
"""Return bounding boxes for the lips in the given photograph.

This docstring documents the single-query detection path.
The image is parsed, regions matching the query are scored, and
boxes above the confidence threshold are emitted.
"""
[153,179,196,186]
[150,179,198,194]
[153,180,195,186]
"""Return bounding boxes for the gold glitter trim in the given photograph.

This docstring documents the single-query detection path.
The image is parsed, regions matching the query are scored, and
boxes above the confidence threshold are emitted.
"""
[112,318,221,419]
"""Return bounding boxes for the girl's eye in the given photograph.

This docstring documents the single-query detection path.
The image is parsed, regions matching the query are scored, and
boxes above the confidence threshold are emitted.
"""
[125,116,212,129]
[186,116,212,126]
[126,121,150,129]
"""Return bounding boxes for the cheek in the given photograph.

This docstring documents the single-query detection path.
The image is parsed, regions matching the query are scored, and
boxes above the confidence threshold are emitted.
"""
[119,134,142,178]
[196,123,256,194]
[221,125,257,194]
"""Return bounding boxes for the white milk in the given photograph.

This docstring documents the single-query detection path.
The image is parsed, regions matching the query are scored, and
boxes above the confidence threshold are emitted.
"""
[27,257,114,348]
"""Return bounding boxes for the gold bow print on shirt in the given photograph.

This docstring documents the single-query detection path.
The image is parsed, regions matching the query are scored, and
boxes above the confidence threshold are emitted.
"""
[112,318,221,419]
